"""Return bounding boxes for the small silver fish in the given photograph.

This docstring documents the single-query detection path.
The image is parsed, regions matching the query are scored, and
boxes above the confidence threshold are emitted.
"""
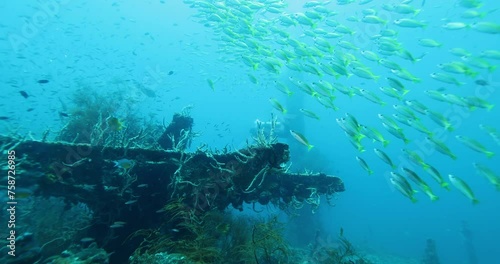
[104,186,119,191]
[124,200,137,205]
[110,224,124,229]
[137,184,149,188]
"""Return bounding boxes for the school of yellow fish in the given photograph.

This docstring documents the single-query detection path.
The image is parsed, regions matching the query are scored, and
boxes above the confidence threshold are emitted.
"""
[182,0,499,204]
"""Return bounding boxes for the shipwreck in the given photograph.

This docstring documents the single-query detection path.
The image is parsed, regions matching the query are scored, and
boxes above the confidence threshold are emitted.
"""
[0,113,344,263]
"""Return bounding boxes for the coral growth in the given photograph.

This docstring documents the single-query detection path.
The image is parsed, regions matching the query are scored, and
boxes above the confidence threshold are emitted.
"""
[311,232,373,264]
[129,200,292,264]
[245,215,290,263]
[41,243,110,264]
[21,196,94,259]
[57,86,162,148]
[129,200,225,263]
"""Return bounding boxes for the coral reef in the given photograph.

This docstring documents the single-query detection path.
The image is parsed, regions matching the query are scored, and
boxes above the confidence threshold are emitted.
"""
[246,215,290,263]
[40,243,110,264]
[56,86,163,149]
[129,199,292,264]
[129,252,192,264]
[8,196,94,263]
[0,196,97,264]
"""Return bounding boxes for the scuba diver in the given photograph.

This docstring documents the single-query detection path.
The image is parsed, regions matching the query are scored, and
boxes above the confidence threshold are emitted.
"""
[249,76,331,249]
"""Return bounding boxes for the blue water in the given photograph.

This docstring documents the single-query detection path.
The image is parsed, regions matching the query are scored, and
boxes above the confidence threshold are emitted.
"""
[1,0,499,263]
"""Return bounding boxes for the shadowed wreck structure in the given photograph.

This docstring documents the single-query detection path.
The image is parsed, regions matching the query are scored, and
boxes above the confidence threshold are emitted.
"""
[0,115,344,263]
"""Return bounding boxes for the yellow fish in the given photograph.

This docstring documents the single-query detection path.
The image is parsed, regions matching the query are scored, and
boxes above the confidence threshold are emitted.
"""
[290,130,314,151]
[269,98,287,114]
[114,159,135,169]
[449,174,479,204]
[107,117,123,131]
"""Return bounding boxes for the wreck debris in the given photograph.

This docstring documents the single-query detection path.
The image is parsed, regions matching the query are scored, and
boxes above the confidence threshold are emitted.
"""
[0,133,344,263]
[0,135,343,212]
